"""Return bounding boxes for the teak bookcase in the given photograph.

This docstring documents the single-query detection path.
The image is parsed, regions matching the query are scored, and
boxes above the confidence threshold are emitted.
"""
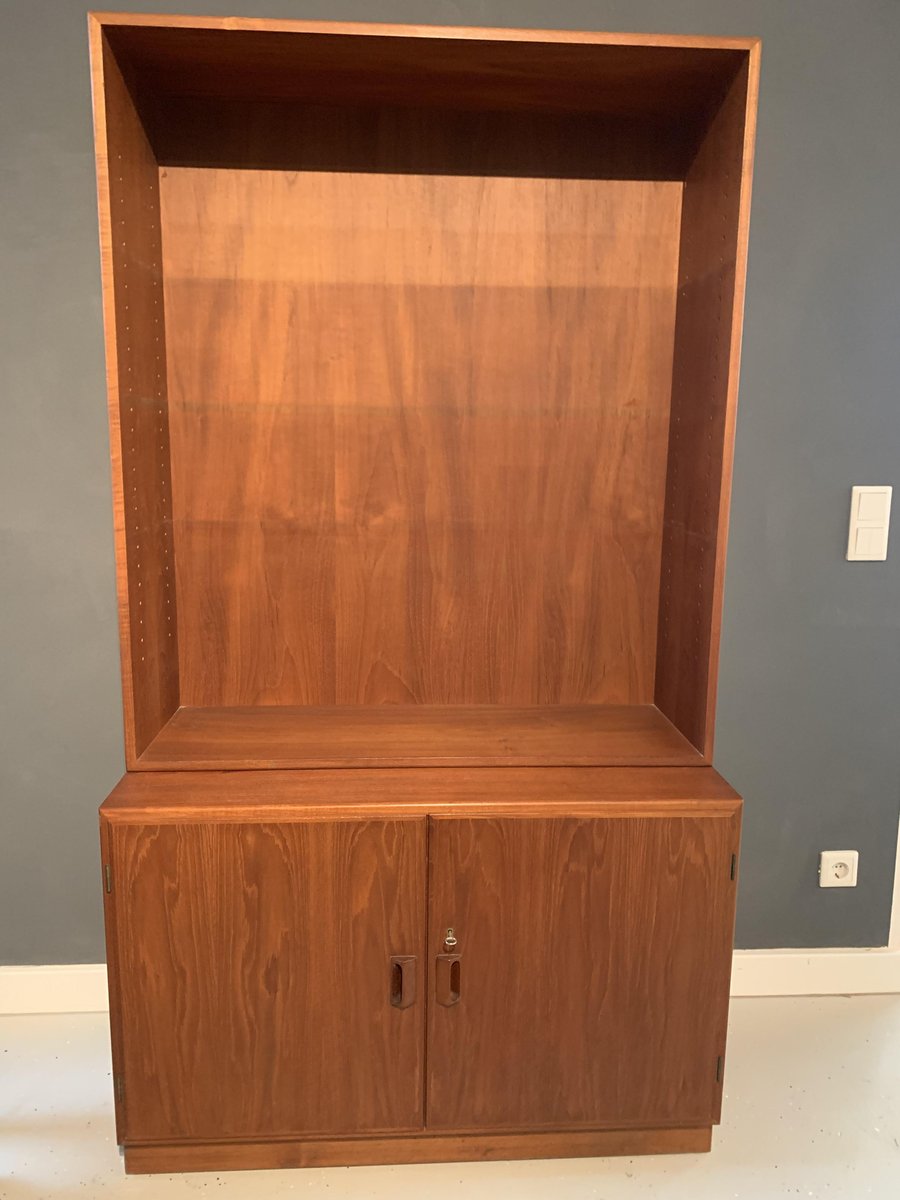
[89,12,759,1175]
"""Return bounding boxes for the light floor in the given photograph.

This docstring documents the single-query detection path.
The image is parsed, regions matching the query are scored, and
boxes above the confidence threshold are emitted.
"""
[1,997,899,1199]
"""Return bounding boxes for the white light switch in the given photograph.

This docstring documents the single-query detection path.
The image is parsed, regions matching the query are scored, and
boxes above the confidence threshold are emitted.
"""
[847,486,891,561]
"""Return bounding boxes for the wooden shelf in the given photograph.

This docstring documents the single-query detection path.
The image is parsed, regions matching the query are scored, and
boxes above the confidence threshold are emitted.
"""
[103,764,739,819]
[137,704,703,771]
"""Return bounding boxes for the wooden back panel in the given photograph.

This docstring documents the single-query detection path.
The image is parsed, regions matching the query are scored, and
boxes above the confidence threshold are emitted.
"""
[160,112,682,708]
[655,52,760,756]
[150,97,696,181]
[90,27,179,759]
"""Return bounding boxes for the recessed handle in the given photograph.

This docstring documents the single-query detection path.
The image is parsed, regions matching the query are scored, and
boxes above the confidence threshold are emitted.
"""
[435,953,461,1006]
[390,955,417,1009]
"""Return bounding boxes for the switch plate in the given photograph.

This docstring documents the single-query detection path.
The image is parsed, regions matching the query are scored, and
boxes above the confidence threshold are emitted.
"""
[819,850,859,888]
[847,486,891,561]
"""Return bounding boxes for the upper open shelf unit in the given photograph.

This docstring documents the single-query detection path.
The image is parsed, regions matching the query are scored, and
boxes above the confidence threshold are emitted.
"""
[89,13,759,772]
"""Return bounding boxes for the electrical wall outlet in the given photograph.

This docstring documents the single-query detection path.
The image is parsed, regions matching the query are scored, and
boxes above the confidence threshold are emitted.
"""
[818,850,859,888]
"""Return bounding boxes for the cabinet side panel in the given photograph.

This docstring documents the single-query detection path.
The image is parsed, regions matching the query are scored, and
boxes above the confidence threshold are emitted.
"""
[89,22,179,759]
[655,51,759,756]
[99,814,126,1142]
[108,818,425,1142]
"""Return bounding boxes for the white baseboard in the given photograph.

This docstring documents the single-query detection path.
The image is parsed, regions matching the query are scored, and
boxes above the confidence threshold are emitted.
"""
[730,947,900,996]
[0,964,109,1015]
[1,951,898,1015]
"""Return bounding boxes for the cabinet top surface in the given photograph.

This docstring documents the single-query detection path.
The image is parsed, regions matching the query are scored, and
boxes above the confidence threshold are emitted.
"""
[89,12,759,51]
[101,766,741,821]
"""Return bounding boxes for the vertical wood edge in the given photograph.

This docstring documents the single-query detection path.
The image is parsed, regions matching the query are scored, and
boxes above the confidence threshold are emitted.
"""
[701,46,761,759]
[422,816,433,1130]
[99,813,127,1142]
[98,34,181,758]
[88,18,139,768]
[711,803,742,1121]
[654,46,760,758]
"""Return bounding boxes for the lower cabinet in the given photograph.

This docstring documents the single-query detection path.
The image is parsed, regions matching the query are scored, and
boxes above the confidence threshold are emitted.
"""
[101,788,740,1169]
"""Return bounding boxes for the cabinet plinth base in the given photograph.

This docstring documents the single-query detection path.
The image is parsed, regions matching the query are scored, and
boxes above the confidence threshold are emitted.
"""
[123,1126,713,1174]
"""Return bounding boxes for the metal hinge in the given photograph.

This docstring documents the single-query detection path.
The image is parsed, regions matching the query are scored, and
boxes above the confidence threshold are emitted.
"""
[115,1074,124,1103]
[104,864,112,894]
[715,1055,723,1084]
[730,853,737,881]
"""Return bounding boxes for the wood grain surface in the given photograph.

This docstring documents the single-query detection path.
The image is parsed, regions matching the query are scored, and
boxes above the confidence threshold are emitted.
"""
[427,813,739,1130]
[134,704,701,770]
[151,98,696,181]
[122,1124,713,1174]
[101,765,741,822]
[161,164,681,709]
[655,50,760,756]
[92,17,760,766]
[98,15,751,118]
[90,18,757,1173]
[99,815,127,1144]
[89,26,179,759]
[106,818,425,1142]
[93,11,755,46]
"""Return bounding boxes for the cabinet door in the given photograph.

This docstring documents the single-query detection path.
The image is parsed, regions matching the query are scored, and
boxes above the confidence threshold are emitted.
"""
[106,819,425,1141]
[427,813,739,1131]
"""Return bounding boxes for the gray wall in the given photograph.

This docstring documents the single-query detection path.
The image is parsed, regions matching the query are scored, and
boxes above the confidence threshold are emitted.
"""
[1,0,898,963]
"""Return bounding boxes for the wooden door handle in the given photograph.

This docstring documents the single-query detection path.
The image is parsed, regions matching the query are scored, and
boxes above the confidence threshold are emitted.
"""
[389,956,417,1009]
[435,954,461,1006]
